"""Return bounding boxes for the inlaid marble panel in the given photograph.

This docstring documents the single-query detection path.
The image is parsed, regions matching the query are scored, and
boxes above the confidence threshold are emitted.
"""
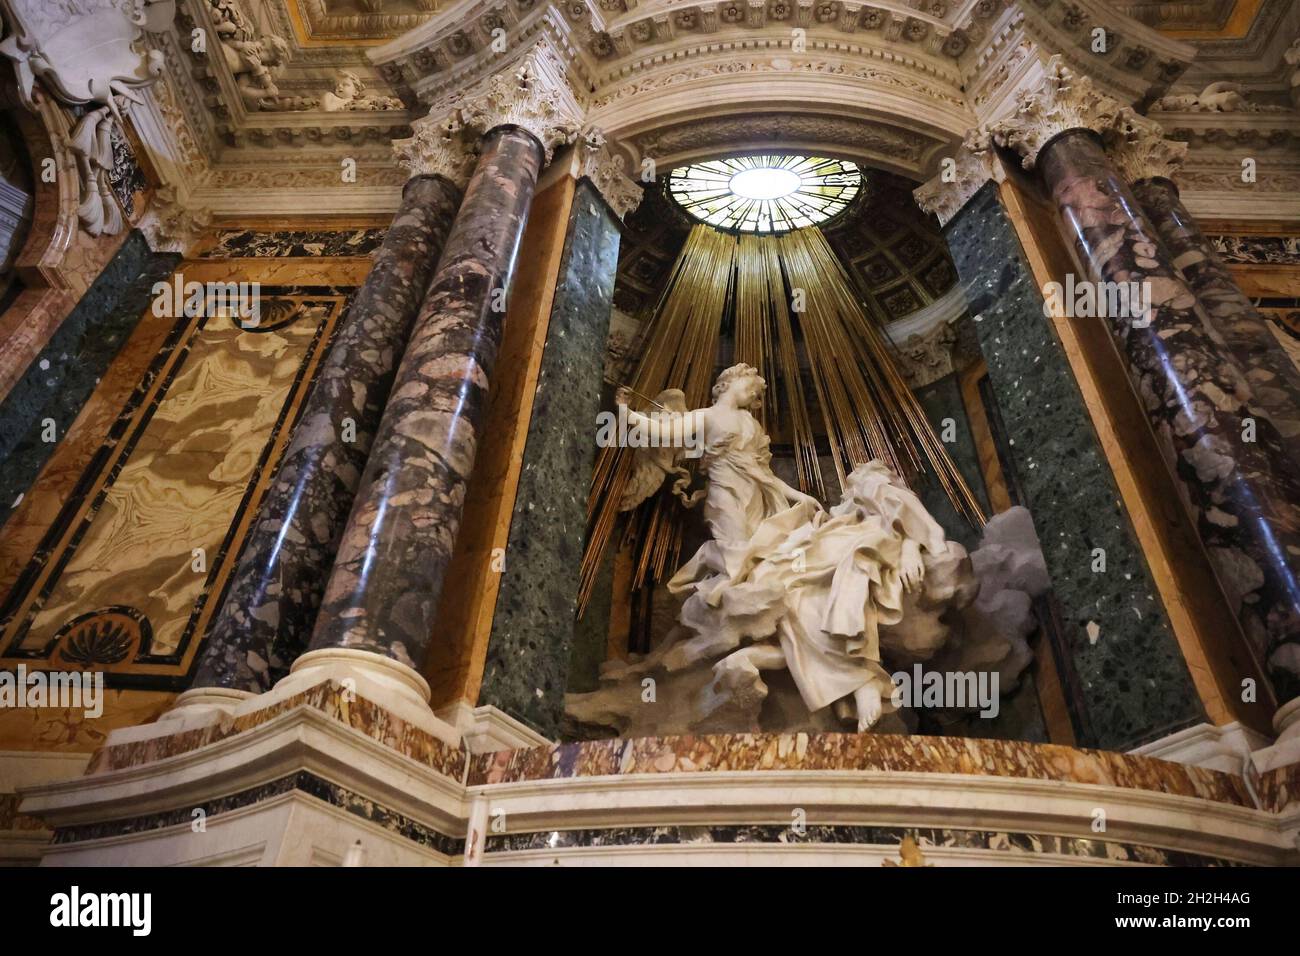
[200,229,386,259]
[0,286,348,683]
[0,231,178,521]
[467,731,1253,808]
[1207,235,1300,266]
[83,680,467,782]
[486,824,1243,866]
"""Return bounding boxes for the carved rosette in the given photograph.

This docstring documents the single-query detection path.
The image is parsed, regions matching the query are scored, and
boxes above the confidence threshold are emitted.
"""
[455,50,584,162]
[989,55,1126,169]
[576,128,643,220]
[392,112,477,189]
[1105,109,1187,186]
[913,129,1006,227]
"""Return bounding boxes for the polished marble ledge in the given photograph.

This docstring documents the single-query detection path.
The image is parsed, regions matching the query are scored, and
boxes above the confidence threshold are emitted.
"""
[18,701,1300,865]
[84,680,466,781]
[469,733,1255,808]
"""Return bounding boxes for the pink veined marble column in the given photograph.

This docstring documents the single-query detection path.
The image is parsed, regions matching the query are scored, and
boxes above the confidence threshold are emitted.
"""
[1038,130,1300,705]
[1129,175,1300,449]
[307,123,545,670]
[991,58,1300,707]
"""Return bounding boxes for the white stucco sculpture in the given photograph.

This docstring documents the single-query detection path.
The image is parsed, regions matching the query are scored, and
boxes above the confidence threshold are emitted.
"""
[320,71,403,112]
[0,0,176,235]
[607,363,964,731]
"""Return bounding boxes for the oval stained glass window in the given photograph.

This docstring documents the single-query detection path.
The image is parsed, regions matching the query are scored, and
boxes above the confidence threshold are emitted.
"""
[667,155,863,233]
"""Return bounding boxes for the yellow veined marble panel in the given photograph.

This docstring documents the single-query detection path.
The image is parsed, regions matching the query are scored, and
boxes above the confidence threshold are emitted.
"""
[0,290,346,679]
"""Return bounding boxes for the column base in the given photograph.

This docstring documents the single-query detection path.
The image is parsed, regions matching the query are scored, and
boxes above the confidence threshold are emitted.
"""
[267,647,460,748]
[435,701,551,753]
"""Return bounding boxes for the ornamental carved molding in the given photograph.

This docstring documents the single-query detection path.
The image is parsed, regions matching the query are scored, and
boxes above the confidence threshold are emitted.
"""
[631,113,936,171]
[988,54,1125,169]
[138,184,212,255]
[0,0,176,236]
[913,128,1006,227]
[453,47,583,161]
[892,319,958,389]
[575,127,642,220]
[392,112,478,188]
[1106,109,1187,185]
[590,54,966,112]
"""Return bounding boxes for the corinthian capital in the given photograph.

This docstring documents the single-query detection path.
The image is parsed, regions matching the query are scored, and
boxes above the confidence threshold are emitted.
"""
[392,112,477,189]
[456,48,584,163]
[989,55,1126,169]
[913,128,1007,227]
[1105,109,1187,185]
[575,128,644,220]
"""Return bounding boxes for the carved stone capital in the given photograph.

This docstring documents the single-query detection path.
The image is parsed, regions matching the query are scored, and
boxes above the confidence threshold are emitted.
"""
[1106,109,1188,185]
[574,128,643,220]
[913,128,1007,227]
[392,112,477,189]
[138,185,212,255]
[455,49,584,163]
[989,55,1126,169]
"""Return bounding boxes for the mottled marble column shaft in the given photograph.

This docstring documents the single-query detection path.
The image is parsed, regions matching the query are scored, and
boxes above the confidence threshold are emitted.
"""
[1131,176,1300,447]
[477,179,623,736]
[309,126,544,669]
[946,183,1203,750]
[1039,130,1300,703]
[193,175,461,692]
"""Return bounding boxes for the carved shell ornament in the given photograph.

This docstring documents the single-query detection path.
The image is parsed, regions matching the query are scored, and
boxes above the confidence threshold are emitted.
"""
[0,0,177,235]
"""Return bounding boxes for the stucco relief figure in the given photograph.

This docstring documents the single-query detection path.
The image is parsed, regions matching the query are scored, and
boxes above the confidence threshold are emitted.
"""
[609,364,959,731]
[1151,81,1289,113]
[1286,38,1300,109]
[320,71,403,112]
[208,0,314,111]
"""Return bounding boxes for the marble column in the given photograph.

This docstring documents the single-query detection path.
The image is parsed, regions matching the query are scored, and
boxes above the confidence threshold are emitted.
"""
[185,123,472,700]
[476,156,637,736]
[918,151,1206,750]
[1114,118,1300,446]
[992,57,1300,706]
[306,115,553,669]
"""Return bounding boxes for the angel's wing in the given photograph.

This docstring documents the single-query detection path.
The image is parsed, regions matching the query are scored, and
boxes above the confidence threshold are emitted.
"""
[615,389,692,512]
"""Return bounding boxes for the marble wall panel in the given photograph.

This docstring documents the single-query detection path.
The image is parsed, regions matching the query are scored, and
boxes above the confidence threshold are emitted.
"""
[944,183,1205,750]
[477,181,623,737]
[0,283,348,685]
[0,232,178,523]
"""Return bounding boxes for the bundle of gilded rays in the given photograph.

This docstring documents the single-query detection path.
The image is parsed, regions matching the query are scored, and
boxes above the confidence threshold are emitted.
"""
[578,223,985,614]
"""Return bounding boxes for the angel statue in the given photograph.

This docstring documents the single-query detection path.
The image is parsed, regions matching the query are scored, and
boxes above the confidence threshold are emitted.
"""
[613,363,952,731]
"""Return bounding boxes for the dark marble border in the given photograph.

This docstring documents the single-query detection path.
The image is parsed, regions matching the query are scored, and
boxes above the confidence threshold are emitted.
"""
[486,823,1246,866]
[200,230,386,259]
[50,769,465,857]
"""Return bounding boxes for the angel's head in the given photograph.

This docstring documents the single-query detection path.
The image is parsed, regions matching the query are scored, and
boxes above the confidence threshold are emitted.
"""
[711,363,766,411]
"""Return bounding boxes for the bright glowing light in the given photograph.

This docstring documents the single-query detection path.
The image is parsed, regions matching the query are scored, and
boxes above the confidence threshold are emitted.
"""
[729,167,801,201]
[667,155,862,233]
